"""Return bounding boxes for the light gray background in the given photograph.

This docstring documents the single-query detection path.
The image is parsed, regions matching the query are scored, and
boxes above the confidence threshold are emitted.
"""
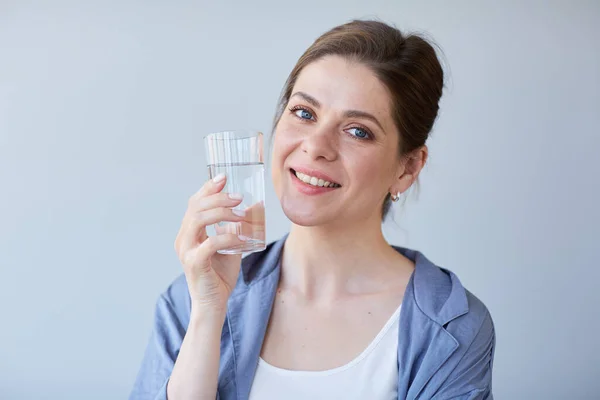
[1,1,599,399]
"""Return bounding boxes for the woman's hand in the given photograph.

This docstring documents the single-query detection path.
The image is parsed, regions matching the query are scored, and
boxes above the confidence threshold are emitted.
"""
[174,174,248,314]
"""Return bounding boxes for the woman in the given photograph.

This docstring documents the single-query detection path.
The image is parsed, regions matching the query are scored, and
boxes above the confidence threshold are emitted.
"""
[130,19,495,400]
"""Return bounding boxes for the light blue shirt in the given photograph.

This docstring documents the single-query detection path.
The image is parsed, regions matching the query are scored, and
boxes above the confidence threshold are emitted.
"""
[130,235,495,399]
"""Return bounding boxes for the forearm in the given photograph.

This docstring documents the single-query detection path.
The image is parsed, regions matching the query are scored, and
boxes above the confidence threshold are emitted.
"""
[167,307,226,400]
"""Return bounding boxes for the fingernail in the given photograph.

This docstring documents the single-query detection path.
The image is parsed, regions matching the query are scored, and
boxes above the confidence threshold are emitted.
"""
[238,235,249,241]
[232,209,246,217]
[228,193,243,200]
[212,173,226,183]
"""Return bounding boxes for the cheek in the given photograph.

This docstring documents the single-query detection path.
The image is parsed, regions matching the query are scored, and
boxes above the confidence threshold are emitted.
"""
[346,150,395,192]
[270,123,295,191]
[272,121,298,162]
[352,158,380,186]
[271,129,286,169]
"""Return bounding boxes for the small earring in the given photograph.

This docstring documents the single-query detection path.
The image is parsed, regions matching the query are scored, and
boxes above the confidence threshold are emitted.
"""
[390,192,401,202]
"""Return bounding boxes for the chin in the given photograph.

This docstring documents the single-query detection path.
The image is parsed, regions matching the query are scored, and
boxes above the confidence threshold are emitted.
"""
[280,196,335,227]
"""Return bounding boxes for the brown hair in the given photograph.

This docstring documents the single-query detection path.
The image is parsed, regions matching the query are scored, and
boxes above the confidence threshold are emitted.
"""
[272,19,444,220]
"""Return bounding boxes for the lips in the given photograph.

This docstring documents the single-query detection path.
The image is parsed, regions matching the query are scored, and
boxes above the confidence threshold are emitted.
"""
[289,168,341,196]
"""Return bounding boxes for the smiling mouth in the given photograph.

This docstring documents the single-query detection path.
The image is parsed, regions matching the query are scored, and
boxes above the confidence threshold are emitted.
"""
[290,169,341,188]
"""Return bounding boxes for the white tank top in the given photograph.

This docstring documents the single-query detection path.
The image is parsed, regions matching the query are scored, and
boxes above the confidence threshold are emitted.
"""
[248,304,401,400]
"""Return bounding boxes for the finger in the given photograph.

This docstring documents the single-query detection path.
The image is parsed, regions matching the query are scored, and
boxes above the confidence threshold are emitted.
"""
[197,233,249,259]
[244,200,265,213]
[192,207,247,228]
[243,201,265,222]
[212,205,264,233]
[214,222,240,235]
[192,192,244,213]
[211,212,265,242]
[180,208,246,253]
[191,173,228,200]
[231,220,265,239]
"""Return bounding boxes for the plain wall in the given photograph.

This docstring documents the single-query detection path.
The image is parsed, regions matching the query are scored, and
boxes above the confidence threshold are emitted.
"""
[1,1,599,399]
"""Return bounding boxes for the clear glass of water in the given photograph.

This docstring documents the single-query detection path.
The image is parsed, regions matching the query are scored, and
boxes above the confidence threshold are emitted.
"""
[204,130,266,254]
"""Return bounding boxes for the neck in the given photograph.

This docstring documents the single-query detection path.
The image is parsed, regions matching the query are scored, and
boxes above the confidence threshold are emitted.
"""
[280,215,401,301]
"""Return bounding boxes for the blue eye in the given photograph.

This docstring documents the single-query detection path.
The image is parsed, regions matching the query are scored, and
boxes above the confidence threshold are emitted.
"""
[348,127,371,140]
[293,108,314,120]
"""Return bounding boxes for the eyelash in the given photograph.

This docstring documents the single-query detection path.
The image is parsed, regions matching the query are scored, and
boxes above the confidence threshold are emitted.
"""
[287,105,373,141]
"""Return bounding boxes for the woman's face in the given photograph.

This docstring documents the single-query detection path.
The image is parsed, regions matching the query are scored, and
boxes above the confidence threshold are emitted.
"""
[271,55,403,227]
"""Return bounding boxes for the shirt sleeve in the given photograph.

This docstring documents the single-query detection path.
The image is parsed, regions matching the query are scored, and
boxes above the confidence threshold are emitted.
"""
[129,277,191,400]
[432,311,496,400]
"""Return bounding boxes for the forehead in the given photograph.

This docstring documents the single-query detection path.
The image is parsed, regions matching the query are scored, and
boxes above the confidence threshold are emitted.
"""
[292,55,393,120]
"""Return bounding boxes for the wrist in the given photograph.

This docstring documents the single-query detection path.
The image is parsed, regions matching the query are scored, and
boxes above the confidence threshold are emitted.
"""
[190,303,227,325]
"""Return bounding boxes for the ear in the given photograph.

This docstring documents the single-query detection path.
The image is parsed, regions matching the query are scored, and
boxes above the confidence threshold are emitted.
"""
[390,145,428,195]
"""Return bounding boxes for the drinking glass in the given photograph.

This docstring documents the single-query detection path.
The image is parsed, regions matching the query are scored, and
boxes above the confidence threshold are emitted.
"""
[204,130,266,254]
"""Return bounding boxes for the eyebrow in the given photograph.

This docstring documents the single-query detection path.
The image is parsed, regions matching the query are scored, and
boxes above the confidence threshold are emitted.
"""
[291,91,386,133]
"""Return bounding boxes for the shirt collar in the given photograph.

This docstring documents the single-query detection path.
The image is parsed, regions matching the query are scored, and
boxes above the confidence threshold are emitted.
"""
[238,234,469,326]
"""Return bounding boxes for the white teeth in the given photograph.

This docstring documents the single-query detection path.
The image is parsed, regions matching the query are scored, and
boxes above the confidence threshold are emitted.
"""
[294,170,339,188]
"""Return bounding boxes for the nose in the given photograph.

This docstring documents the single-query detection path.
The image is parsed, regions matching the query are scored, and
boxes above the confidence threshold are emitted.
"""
[300,124,338,162]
